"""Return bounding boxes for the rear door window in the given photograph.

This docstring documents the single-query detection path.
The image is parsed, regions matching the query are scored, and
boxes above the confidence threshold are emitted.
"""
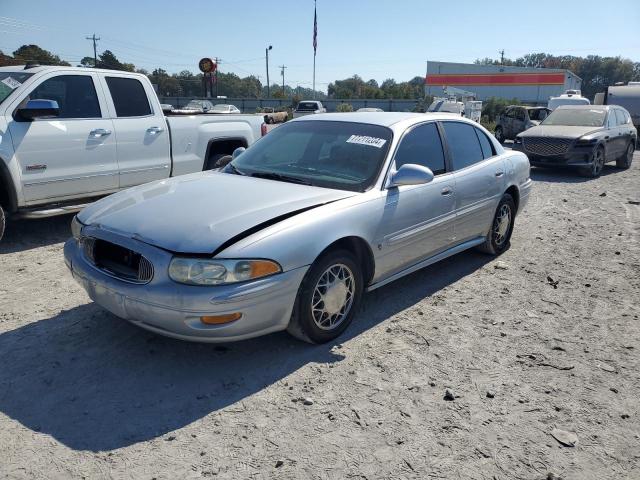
[475,128,495,159]
[394,122,446,175]
[442,122,484,170]
[106,77,152,117]
[28,75,101,119]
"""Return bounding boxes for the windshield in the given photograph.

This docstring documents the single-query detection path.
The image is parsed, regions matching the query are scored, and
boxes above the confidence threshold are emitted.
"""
[528,109,549,121]
[0,72,34,105]
[228,120,393,192]
[542,109,606,127]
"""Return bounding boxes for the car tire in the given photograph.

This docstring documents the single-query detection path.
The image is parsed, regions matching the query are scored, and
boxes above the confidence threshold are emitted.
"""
[0,204,5,242]
[495,126,505,143]
[580,146,605,178]
[287,249,363,344]
[477,193,516,256]
[616,142,634,169]
[205,153,233,170]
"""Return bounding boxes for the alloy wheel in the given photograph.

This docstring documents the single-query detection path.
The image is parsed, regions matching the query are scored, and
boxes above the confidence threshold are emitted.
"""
[592,148,605,176]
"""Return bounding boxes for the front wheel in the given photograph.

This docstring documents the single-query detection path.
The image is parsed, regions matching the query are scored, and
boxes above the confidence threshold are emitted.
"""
[477,193,516,255]
[581,146,605,178]
[616,142,634,169]
[0,205,5,242]
[287,249,363,344]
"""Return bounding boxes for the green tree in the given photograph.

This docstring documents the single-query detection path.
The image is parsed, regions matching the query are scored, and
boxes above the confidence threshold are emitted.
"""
[97,50,124,70]
[12,44,70,66]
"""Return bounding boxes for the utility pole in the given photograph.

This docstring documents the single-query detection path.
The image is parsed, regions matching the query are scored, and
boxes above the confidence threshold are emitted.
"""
[279,65,287,96]
[214,57,221,98]
[499,49,505,65]
[86,33,100,67]
[265,45,272,98]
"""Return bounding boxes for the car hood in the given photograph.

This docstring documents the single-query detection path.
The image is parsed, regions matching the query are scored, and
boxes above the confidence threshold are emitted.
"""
[519,125,601,139]
[78,171,356,254]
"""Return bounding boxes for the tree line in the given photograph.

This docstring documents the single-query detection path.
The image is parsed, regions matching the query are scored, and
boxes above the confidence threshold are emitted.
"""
[1,44,639,101]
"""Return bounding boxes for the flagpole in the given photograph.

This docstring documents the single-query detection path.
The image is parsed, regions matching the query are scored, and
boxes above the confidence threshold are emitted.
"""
[313,0,317,99]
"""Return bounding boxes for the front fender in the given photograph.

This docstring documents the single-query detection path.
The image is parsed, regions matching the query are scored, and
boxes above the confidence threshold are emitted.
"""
[216,192,384,275]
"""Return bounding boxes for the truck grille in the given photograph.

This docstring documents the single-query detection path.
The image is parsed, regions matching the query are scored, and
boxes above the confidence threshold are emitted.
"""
[81,237,153,284]
[523,137,574,156]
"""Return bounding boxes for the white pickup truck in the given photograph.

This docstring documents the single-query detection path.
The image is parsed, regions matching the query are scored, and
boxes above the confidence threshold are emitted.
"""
[0,65,266,241]
[293,100,326,118]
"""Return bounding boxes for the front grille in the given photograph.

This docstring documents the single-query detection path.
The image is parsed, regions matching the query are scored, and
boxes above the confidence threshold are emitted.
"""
[523,137,574,156]
[82,237,154,284]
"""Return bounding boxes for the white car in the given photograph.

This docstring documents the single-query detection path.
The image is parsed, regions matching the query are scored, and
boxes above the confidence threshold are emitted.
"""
[212,104,241,114]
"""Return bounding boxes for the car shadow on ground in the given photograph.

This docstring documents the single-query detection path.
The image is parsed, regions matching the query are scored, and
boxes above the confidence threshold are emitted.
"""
[0,249,491,452]
[530,164,621,184]
[0,214,73,254]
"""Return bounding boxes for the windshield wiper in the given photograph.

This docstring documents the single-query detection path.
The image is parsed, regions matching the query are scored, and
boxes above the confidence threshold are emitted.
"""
[250,172,312,185]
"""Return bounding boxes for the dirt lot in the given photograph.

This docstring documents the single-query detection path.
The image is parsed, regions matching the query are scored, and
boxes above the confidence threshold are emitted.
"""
[1,154,639,479]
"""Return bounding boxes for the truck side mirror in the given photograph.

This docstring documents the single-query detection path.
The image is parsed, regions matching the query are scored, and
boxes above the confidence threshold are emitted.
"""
[16,99,60,121]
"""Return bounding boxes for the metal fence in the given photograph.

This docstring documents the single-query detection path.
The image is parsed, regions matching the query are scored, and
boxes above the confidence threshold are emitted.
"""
[158,97,423,113]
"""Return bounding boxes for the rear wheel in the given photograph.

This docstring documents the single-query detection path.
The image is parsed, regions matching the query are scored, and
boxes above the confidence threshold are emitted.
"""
[616,142,634,169]
[495,126,505,143]
[477,193,515,255]
[0,205,5,242]
[287,249,363,344]
[581,146,605,178]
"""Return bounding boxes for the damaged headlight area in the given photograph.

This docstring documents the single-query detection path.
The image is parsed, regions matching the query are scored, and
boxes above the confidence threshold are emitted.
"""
[71,215,84,240]
[168,257,282,286]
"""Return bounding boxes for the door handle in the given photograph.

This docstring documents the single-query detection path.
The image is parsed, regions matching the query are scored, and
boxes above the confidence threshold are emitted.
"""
[146,126,164,135]
[441,187,453,196]
[89,128,111,138]
[495,171,505,177]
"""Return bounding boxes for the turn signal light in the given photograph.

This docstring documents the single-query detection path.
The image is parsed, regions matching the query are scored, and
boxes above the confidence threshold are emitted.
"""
[200,313,242,325]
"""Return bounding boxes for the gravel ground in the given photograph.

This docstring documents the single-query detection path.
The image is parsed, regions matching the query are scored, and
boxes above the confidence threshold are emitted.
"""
[1,153,639,479]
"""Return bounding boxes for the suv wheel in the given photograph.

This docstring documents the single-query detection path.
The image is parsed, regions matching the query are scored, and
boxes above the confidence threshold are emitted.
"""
[581,146,605,178]
[616,142,634,169]
[495,126,505,143]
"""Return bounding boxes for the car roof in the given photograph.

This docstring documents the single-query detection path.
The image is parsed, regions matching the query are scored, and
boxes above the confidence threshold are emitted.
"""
[0,64,148,77]
[291,112,467,127]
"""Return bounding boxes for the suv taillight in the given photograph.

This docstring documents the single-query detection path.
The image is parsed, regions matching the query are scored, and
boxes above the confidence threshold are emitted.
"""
[261,123,267,136]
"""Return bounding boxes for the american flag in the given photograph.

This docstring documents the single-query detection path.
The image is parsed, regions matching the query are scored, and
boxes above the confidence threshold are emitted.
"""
[313,2,317,55]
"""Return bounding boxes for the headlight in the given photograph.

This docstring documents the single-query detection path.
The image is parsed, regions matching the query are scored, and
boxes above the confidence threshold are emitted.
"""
[71,216,83,240]
[168,258,281,286]
[576,137,597,145]
[514,136,522,144]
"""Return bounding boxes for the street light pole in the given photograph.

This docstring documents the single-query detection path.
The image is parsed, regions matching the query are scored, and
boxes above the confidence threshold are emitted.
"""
[265,45,272,98]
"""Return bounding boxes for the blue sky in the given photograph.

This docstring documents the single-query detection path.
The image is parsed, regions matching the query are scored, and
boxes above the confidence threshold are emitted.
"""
[2,0,639,92]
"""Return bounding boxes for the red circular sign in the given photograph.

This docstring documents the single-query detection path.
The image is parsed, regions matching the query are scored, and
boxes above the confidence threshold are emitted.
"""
[198,58,217,74]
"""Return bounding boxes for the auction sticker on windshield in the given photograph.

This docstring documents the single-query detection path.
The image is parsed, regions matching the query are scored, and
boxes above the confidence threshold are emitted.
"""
[346,135,387,148]
[1,76,22,90]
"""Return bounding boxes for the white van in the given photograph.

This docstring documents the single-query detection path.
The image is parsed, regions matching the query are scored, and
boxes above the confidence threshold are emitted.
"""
[548,90,590,110]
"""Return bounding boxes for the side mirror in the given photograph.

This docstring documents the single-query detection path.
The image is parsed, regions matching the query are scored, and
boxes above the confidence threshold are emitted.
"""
[232,147,246,159]
[16,99,59,121]
[389,164,435,187]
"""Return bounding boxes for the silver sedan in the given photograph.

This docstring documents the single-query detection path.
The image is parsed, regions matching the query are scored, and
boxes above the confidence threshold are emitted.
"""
[64,112,532,344]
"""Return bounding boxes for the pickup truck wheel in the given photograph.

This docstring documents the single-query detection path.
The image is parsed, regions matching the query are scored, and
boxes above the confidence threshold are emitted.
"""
[477,193,515,255]
[494,126,505,143]
[205,154,232,170]
[287,249,363,344]
[616,142,634,169]
[0,205,5,242]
